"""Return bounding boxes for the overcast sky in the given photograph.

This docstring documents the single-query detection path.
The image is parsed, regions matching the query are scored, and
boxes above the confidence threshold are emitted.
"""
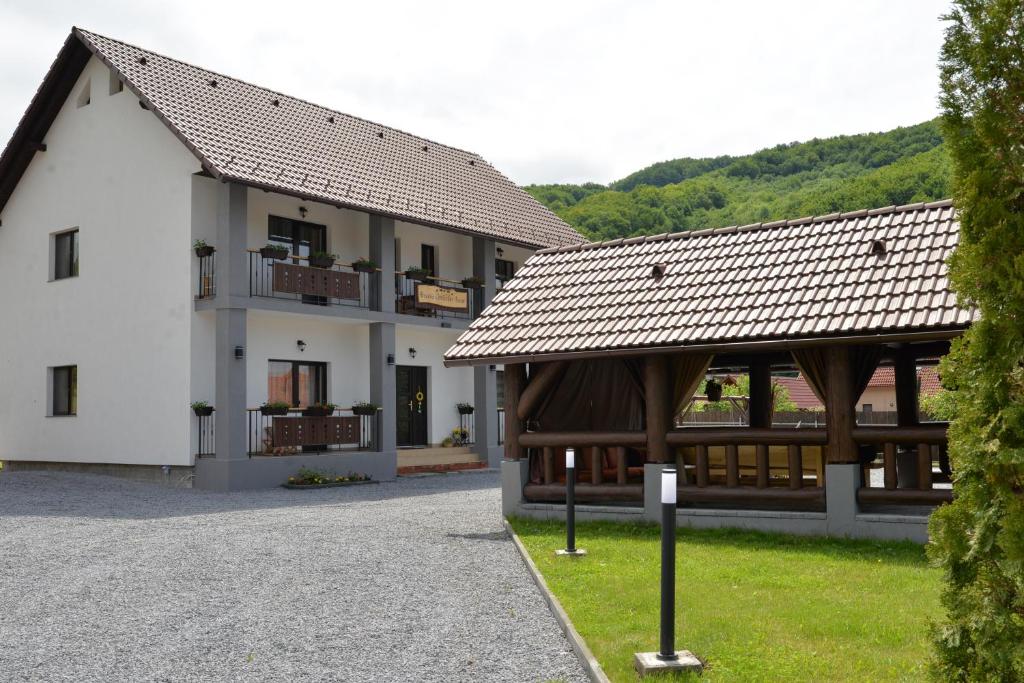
[0,0,950,185]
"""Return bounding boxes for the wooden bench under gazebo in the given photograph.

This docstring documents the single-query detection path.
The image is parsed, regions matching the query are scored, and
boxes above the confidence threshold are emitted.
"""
[444,200,970,541]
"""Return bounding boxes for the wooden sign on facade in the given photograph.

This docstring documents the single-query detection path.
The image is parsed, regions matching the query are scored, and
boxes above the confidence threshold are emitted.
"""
[272,416,361,447]
[273,262,360,301]
[414,282,469,313]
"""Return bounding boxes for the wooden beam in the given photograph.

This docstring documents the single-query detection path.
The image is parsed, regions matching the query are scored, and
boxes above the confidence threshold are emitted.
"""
[851,424,948,444]
[591,447,603,485]
[519,431,646,447]
[504,364,526,460]
[645,355,671,463]
[615,446,627,485]
[894,347,919,427]
[726,444,739,487]
[696,445,710,488]
[883,442,898,490]
[787,444,802,490]
[515,361,567,421]
[542,446,554,484]
[755,443,769,488]
[667,427,827,446]
[749,357,772,428]
[825,346,859,464]
[857,487,951,506]
[918,443,933,490]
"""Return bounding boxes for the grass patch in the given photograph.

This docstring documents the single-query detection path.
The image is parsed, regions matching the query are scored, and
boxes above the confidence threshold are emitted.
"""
[510,518,939,682]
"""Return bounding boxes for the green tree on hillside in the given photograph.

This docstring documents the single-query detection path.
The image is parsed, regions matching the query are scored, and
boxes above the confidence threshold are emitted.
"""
[927,1,1024,679]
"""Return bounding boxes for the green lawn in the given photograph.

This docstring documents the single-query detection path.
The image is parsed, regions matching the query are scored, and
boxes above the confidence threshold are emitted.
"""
[510,518,940,682]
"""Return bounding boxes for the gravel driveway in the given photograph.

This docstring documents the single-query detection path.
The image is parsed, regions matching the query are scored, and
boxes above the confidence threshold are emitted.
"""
[0,470,587,682]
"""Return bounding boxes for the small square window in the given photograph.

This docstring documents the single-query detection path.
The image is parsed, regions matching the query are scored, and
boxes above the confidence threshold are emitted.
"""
[52,365,77,416]
[54,229,79,280]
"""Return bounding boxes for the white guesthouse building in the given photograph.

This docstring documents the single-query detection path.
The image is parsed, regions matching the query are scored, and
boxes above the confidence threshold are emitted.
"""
[0,28,584,489]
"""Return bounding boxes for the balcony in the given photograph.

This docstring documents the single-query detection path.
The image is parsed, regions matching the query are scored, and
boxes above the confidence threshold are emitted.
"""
[195,250,484,322]
[246,407,379,456]
[249,251,372,309]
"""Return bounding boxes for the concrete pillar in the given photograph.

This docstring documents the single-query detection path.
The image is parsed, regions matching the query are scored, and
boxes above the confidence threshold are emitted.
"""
[370,322,397,454]
[825,463,860,537]
[643,462,671,522]
[472,236,496,314]
[204,182,248,490]
[369,214,395,313]
[501,458,530,518]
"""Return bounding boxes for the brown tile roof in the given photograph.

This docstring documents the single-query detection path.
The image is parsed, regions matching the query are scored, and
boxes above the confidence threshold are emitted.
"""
[1,28,584,250]
[773,376,822,410]
[446,200,976,365]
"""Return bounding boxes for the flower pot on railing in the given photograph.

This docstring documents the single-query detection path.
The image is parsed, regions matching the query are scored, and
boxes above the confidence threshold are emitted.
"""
[461,276,484,289]
[302,405,335,417]
[405,268,430,282]
[308,253,337,269]
[352,403,378,416]
[260,403,291,416]
[194,244,215,258]
[192,405,214,417]
[457,404,475,415]
[260,245,290,260]
[352,260,377,274]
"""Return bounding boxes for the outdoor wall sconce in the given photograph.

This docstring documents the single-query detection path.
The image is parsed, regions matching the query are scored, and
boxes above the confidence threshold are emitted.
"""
[296,340,307,352]
[408,347,417,358]
[489,364,496,371]
[386,353,395,365]
[234,345,244,360]
[496,247,504,257]
[298,206,308,218]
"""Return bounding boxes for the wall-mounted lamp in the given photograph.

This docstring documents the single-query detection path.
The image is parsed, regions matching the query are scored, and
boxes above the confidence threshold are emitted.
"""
[298,206,308,218]
[234,345,245,360]
[408,347,417,359]
[296,339,307,352]
[496,247,504,257]
[488,364,496,372]
[386,353,395,366]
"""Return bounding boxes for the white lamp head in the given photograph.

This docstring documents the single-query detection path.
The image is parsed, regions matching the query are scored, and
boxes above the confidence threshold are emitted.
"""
[565,448,575,469]
[661,467,677,505]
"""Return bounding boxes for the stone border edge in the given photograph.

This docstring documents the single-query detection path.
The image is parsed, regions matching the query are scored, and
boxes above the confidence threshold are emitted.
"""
[503,518,611,683]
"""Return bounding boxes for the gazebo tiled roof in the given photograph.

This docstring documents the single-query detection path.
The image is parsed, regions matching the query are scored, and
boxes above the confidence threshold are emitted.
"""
[446,200,975,365]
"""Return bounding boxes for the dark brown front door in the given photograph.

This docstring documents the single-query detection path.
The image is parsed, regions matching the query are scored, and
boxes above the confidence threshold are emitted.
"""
[396,365,428,447]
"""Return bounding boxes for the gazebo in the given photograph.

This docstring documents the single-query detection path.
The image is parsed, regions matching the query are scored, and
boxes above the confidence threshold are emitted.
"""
[444,200,971,541]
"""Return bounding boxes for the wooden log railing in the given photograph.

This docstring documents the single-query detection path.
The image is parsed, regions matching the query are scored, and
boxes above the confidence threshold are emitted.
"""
[853,423,952,506]
[519,432,646,503]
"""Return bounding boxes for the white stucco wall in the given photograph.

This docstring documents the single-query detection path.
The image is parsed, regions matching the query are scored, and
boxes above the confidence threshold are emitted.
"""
[0,56,201,466]
[395,325,473,444]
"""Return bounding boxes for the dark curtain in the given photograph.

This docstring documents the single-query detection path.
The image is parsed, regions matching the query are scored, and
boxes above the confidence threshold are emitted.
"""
[792,345,883,409]
[671,353,713,418]
[532,358,645,431]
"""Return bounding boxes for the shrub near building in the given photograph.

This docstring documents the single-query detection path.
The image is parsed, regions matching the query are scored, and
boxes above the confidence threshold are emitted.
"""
[928,0,1024,679]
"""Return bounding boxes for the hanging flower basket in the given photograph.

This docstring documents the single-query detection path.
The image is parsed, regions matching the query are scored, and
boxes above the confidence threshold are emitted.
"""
[704,379,723,402]
[457,403,475,415]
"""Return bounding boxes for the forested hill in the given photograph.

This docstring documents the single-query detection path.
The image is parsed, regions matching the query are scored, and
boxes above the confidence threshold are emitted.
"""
[525,120,951,241]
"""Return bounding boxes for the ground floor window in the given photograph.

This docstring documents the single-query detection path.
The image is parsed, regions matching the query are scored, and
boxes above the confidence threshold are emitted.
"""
[51,365,77,416]
[268,360,326,407]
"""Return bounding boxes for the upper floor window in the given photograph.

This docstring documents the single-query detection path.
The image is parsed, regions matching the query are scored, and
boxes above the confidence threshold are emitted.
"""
[53,229,79,280]
[421,244,437,278]
[268,215,326,258]
[51,365,77,416]
[496,259,515,288]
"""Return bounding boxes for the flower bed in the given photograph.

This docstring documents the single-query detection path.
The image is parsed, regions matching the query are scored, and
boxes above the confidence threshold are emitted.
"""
[283,467,374,489]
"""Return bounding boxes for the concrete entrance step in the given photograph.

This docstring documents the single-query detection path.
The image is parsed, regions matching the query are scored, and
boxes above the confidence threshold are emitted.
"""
[397,446,483,474]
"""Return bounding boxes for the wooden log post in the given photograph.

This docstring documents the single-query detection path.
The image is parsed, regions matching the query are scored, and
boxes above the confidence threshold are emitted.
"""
[883,442,898,490]
[645,355,671,464]
[824,346,858,464]
[543,446,554,484]
[591,446,603,485]
[504,363,526,460]
[750,357,772,488]
[615,446,627,485]
[894,347,919,428]
[696,444,710,488]
[756,443,769,488]
[516,361,567,421]
[725,444,739,487]
[787,444,802,490]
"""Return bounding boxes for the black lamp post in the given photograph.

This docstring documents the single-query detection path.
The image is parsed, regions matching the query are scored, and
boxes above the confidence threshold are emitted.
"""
[633,465,701,676]
[557,447,586,556]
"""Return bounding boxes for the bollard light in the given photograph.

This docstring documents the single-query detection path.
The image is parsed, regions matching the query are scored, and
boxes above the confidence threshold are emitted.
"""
[633,466,702,675]
[557,447,586,556]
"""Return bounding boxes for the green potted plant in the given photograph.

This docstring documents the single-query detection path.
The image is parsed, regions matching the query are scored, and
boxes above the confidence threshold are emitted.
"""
[451,427,470,446]
[193,239,215,257]
[456,402,475,415]
[704,378,723,402]
[461,275,484,288]
[309,251,337,269]
[260,401,291,416]
[191,400,214,417]
[260,243,289,260]
[405,265,431,282]
[302,402,337,417]
[352,401,378,416]
[352,257,377,274]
